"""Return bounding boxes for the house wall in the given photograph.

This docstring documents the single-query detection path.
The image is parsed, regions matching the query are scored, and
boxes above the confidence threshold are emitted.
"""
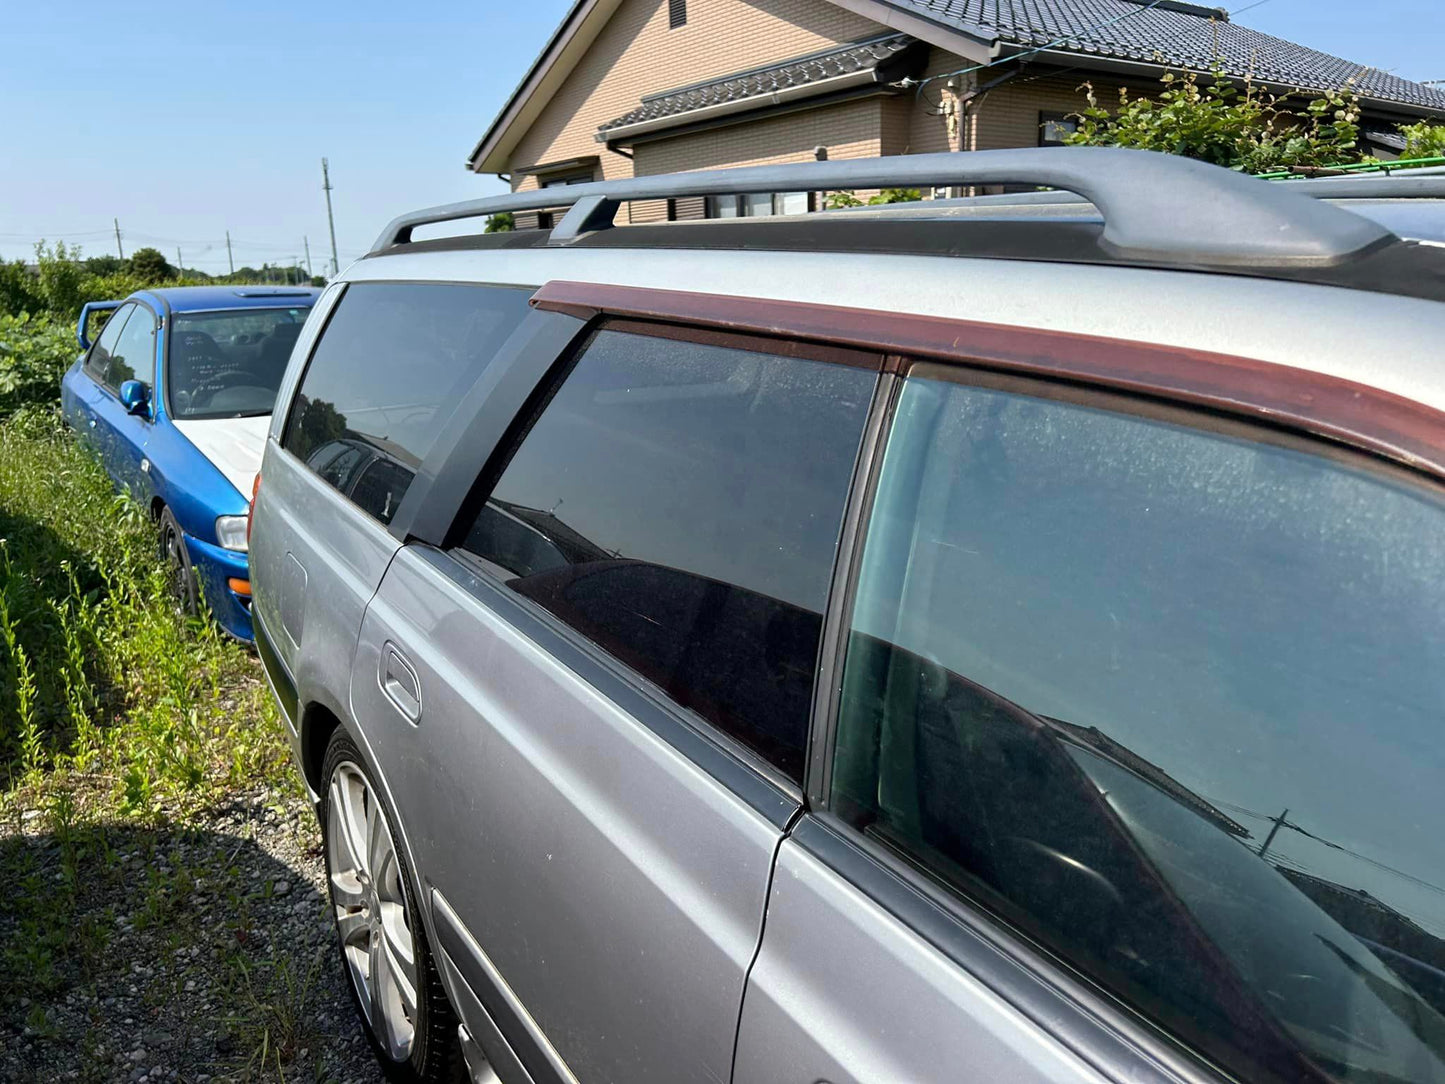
[969,71,1156,150]
[629,96,890,220]
[507,0,884,191]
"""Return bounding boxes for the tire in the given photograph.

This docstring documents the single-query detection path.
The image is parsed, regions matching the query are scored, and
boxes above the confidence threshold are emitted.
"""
[320,728,461,1083]
[157,506,198,615]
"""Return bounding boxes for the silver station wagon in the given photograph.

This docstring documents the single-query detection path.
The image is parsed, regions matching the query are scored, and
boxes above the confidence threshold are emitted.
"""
[250,148,1445,1084]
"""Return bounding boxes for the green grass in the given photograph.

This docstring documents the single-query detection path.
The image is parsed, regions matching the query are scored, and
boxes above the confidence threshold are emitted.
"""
[0,406,291,812]
[0,402,300,1020]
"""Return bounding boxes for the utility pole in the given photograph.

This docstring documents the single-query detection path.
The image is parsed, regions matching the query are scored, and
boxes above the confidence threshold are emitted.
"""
[303,235,313,278]
[176,247,183,275]
[225,230,234,275]
[113,218,124,259]
[1257,808,1291,860]
[322,157,339,277]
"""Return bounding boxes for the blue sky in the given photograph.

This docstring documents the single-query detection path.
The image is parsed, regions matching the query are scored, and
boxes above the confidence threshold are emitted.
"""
[0,0,1439,274]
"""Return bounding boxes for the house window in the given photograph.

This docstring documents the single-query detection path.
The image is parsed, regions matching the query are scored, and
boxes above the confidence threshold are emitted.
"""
[1040,112,1079,147]
[669,0,686,28]
[705,192,811,218]
[535,170,596,230]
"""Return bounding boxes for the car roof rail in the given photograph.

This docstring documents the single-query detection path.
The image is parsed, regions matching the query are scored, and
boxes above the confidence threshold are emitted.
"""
[1286,172,1445,199]
[370,147,1394,269]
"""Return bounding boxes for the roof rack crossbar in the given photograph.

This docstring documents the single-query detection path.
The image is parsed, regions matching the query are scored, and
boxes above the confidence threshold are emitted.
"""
[371,147,1394,268]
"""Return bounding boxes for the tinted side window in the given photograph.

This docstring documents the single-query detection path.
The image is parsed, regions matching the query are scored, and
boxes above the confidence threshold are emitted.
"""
[461,329,875,780]
[282,283,531,522]
[107,304,155,390]
[85,304,133,384]
[832,373,1445,1084]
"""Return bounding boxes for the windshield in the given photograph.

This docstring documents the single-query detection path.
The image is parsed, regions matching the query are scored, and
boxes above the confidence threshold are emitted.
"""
[166,306,311,419]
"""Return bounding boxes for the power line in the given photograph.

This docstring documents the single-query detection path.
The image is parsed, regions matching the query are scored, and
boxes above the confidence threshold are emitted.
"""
[1203,795,1445,900]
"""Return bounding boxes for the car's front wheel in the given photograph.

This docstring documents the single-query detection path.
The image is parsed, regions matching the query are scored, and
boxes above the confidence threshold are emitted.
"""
[157,506,198,614]
[320,729,461,1083]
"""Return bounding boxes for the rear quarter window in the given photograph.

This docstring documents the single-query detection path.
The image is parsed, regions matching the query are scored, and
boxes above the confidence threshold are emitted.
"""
[281,282,531,522]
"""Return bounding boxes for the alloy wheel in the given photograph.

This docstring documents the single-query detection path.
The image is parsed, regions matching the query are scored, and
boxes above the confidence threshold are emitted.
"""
[327,761,418,1063]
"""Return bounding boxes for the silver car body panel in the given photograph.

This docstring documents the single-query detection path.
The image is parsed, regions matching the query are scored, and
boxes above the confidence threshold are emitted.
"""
[339,246,1445,414]
[348,544,790,1083]
[733,835,1120,1084]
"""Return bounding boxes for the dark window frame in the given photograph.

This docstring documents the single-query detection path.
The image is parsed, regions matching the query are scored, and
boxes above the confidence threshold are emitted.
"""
[1039,110,1079,147]
[104,302,157,393]
[84,302,137,390]
[704,191,813,219]
[278,280,533,527]
[446,315,885,788]
[534,171,598,231]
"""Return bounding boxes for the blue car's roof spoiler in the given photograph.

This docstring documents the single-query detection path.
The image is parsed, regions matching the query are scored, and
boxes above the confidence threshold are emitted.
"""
[76,300,123,351]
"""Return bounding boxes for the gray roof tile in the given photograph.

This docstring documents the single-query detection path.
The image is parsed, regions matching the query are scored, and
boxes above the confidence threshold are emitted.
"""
[597,33,922,135]
[887,0,1445,111]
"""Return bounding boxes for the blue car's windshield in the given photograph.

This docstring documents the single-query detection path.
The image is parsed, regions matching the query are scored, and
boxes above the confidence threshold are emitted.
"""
[167,306,311,419]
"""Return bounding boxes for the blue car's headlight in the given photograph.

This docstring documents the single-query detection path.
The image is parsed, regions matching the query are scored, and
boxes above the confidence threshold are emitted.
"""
[215,516,249,553]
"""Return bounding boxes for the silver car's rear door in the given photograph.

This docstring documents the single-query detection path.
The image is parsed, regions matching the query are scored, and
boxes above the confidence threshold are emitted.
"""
[350,315,883,1082]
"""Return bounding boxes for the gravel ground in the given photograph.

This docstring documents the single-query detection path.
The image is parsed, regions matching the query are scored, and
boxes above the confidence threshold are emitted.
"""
[0,786,387,1084]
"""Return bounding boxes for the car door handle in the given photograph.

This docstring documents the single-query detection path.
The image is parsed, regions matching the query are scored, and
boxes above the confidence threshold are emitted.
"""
[380,642,421,723]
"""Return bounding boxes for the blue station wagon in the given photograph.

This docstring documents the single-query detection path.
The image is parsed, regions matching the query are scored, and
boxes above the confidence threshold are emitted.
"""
[61,285,320,640]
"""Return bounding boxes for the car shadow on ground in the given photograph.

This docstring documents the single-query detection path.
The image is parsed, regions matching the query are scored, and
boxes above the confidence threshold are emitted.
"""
[0,815,385,1083]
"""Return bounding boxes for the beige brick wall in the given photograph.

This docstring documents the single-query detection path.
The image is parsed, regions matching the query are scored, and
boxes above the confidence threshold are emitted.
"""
[508,0,883,191]
[970,72,1155,150]
[628,96,889,220]
[900,48,973,157]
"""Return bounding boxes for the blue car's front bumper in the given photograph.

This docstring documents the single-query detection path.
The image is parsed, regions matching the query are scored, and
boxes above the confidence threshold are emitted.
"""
[184,533,253,642]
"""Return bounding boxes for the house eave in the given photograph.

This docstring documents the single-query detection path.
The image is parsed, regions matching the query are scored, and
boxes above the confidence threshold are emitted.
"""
[465,0,627,174]
[596,68,886,145]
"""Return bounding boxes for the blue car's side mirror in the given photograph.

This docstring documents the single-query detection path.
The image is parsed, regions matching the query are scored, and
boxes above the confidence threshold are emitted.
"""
[119,380,151,417]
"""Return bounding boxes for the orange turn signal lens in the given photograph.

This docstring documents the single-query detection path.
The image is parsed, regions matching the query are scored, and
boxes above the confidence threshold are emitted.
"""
[228,578,252,597]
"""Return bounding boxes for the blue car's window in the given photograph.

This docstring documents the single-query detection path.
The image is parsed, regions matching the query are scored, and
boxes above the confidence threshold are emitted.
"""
[832,372,1445,1084]
[168,307,312,420]
[85,303,134,385]
[106,305,155,391]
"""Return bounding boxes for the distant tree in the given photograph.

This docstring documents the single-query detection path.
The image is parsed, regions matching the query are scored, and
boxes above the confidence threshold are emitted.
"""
[84,254,126,276]
[1064,67,1364,173]
[129,247,172,282]
[484,212,514,233]
[0,260,43,317]
[34,241,85,317]
[309,276,327,287]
